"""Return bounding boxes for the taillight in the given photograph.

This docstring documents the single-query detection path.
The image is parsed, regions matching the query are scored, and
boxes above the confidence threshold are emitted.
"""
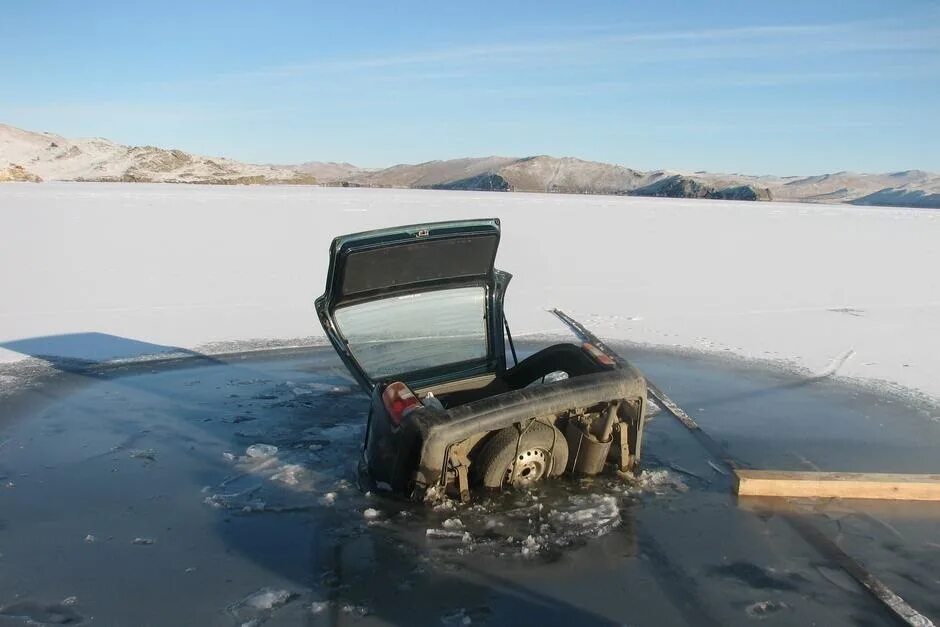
[382,381,421,426]
[582,342,615,367]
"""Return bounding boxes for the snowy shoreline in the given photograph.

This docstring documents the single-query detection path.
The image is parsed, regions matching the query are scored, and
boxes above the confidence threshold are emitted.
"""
[1,182,938,400]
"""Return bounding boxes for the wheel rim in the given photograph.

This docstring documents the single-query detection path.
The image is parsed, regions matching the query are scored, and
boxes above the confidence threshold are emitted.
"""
[505,447,551,487]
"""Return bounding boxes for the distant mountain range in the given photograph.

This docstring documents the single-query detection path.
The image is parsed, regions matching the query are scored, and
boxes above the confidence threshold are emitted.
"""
[0,123,315,185]
[2,123,938,208]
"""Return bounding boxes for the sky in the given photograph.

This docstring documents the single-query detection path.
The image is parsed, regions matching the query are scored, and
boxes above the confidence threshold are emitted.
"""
[1,1,938,174]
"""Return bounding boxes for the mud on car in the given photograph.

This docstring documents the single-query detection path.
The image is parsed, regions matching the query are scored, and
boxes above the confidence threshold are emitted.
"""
[316,219,648,501]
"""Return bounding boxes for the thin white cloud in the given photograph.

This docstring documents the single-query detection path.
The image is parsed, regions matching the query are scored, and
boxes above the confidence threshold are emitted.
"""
[215,20,939,81]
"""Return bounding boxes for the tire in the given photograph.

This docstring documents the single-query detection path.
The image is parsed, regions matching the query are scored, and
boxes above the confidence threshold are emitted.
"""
[473,422,569,489]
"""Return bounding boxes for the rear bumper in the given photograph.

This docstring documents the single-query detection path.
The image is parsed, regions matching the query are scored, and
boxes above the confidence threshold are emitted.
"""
[407,364,647,491]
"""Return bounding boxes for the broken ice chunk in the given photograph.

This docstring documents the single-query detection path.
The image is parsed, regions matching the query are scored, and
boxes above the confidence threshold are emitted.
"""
[270,464,304,486]
[243,588,294,610]
[228,587,296,625]
[426,529,465,540]
[129,449,156,461]
[310,600,330,615]
[245,443,278,459]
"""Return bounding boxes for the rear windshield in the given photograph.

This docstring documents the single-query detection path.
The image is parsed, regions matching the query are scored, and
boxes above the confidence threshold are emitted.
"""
[334,286,488,379]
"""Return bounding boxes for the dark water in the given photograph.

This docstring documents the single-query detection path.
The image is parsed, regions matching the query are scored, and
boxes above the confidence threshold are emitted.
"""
[0,343,938,626]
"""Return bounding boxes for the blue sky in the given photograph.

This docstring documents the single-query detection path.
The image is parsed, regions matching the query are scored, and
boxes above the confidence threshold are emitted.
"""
[2,1,938,174]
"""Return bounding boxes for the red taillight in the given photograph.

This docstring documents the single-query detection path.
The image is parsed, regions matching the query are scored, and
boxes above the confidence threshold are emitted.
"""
[582,342,615,367]
[382,381,421,426]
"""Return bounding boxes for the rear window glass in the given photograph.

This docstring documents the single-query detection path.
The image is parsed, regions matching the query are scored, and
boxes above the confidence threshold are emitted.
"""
[334,286,488,379]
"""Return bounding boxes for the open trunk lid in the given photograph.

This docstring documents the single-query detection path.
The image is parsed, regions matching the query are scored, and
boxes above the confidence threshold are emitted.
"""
[316,219,506,392]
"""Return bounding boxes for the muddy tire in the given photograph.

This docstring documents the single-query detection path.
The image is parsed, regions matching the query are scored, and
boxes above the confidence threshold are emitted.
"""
[473,422,568,489]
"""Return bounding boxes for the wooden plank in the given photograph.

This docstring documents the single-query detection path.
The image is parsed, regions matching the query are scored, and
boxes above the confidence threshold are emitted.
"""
[735,470,940,501]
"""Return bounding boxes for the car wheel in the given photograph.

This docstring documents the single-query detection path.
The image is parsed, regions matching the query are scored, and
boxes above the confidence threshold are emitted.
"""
[473,422,569,489]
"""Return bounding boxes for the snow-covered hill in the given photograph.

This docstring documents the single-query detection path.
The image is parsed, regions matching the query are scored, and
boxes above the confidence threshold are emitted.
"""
[0,124,316,185]
[2,123,938,207]
[334,157,939,207]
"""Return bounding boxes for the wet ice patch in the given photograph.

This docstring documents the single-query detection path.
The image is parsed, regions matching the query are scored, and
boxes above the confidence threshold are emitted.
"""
[745,600,788,619]
[228,587,296,626]
[646,398,662,417]
[627,469,688,494]
[415,470,688,557]
[426,529,472,543]
[341,603,370,617]
[129,448,156,462]
[441,606,492,625]
[548,494,621,536]
[270,464,305,486]
[317,423,363,440]
[223,415,257,424]
[203,415,372,514]
[245,443,278,459]
[0,374,18,387]
[290,382,356,396]
[0,600,83,625]
[423,489,628,558]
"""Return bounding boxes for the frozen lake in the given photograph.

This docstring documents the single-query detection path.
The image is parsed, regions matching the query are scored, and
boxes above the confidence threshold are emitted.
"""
[1,183,938,403]
[1,343,938,626]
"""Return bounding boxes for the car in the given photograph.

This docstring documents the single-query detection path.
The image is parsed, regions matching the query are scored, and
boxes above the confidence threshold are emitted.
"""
[315,218,649,501]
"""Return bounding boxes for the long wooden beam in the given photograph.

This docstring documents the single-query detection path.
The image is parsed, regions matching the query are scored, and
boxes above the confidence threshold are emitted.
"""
[735,470,940,501]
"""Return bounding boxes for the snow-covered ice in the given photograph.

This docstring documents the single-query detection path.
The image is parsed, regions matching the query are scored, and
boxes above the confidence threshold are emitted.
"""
[1,183,938,403]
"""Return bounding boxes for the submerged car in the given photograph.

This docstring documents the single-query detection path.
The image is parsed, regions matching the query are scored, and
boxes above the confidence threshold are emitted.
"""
[316,218,648,501]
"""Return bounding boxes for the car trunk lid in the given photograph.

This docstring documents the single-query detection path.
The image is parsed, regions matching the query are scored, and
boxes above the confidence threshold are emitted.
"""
[316,219,504,392]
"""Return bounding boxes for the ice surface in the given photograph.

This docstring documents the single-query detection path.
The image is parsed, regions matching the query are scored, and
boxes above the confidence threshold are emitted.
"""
[1,184,938,402]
